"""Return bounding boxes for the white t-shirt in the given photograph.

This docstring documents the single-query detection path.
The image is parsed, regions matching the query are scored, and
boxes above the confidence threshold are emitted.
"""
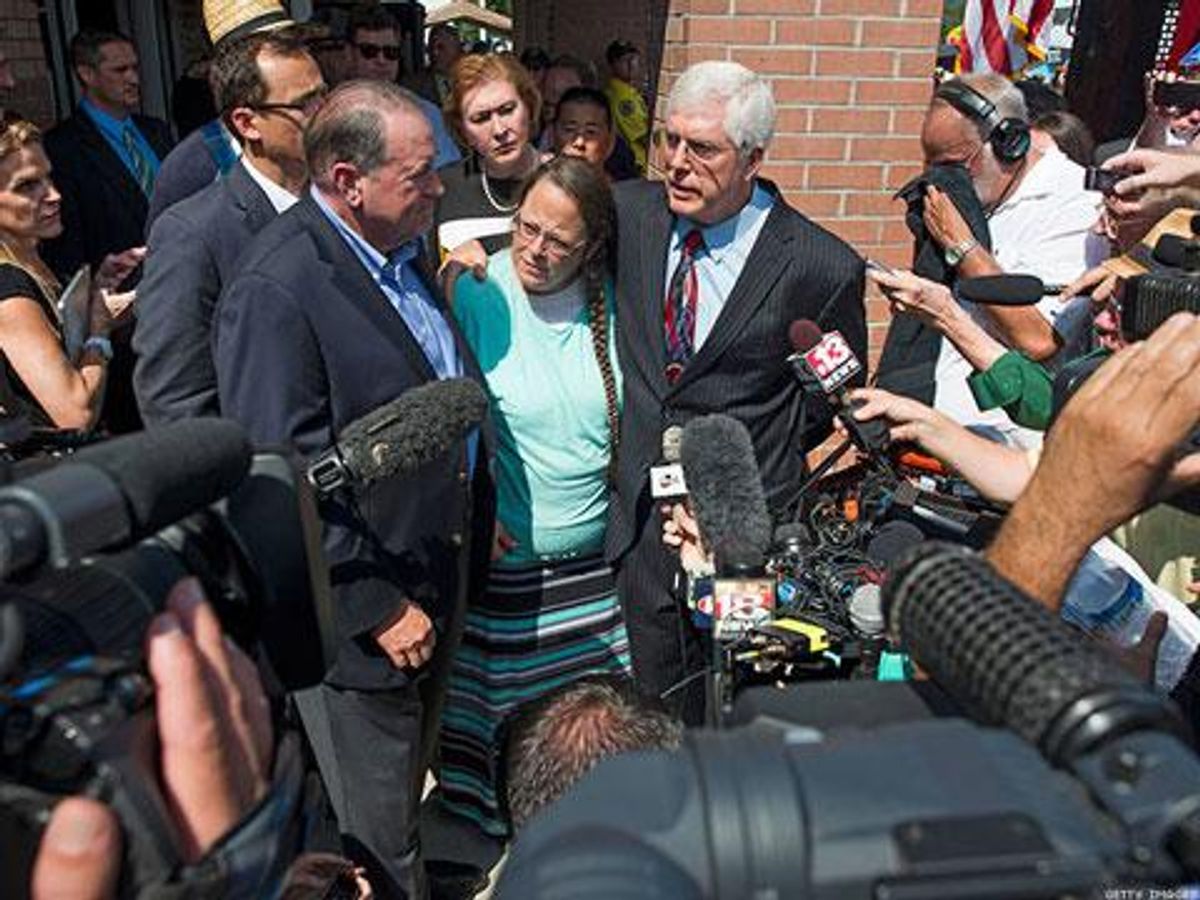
[933,148,1109,447]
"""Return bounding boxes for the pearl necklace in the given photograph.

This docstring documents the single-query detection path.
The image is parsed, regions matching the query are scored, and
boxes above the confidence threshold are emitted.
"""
[479,146,537,214]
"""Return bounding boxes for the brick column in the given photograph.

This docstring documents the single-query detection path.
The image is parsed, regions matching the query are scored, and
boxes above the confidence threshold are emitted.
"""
[0,0,56,127]
[658,0,944,364]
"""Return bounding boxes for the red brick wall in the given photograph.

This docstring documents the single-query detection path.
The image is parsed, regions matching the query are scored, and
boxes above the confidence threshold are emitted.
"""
[657,0,944,364]
[0,0,56,127]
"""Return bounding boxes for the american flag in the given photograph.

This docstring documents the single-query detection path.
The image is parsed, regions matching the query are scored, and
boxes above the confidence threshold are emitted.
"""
[950,0,1055,75]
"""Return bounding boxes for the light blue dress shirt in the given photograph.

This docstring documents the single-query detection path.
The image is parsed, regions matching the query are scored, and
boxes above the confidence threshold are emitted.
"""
[665,183,775,350]
[311,187,478,470]
[80,98,161,183]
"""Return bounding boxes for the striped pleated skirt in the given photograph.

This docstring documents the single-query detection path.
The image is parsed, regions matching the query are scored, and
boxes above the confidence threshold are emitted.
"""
[437,552,632,836]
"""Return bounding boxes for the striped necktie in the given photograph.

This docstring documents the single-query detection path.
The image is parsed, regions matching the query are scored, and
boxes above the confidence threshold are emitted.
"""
[663,228,705,384]
[121,123,154,196]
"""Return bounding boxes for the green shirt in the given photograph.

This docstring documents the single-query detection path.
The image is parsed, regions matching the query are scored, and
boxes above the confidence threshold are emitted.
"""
[968,347,1109,432]
[454,252,621,564]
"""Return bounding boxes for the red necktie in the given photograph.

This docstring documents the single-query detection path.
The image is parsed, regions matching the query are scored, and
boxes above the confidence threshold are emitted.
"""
[663,229,704,383]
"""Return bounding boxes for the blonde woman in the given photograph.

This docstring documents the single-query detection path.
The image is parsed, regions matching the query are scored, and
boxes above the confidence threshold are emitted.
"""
[0,119,140,432]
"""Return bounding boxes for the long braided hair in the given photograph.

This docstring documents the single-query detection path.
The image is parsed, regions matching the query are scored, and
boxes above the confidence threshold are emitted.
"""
[516,157,620,477]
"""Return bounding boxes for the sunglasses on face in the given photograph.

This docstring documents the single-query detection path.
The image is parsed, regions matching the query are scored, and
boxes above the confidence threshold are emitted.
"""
[355,42,402,62]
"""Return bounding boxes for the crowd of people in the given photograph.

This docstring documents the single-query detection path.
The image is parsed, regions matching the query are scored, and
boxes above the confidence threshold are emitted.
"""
[9,0,1200,897]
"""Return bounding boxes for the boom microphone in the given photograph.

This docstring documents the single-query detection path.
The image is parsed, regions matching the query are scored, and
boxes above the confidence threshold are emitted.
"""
[786,319,890,456]
[956,274,1065,306]
[883,541,1183,764]
[307,378,489,495]
[0,419,252,580]
[679,415,772,563]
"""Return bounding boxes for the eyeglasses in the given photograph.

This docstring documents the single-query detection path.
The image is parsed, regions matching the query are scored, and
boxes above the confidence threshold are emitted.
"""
[253,88,328,118]
[512,214,586,258]
[355,42,402,62]
[655,129,736,164]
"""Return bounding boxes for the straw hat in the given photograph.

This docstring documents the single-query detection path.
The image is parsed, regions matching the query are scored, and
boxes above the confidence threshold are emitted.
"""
[204,0,294,47]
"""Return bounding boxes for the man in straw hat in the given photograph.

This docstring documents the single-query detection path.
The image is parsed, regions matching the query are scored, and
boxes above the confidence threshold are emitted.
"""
[134,26,325,425]
[149,0,306,227]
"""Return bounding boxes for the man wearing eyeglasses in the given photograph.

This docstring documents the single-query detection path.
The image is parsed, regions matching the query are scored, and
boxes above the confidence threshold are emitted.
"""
[133,29,325,425]
[348,5,460,170]
[607,61,867,725]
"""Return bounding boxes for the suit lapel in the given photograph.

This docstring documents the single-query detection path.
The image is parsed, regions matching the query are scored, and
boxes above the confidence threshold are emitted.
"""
[226,162,278,235]
[300,196,437,382]
[636,185,675,400]
[671,192,791,393]
[72,113,148,215]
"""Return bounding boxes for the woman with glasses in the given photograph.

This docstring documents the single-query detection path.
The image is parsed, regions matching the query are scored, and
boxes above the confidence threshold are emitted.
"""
[438,156,630,838]
[434,53,543,264]
[0,119,138,436]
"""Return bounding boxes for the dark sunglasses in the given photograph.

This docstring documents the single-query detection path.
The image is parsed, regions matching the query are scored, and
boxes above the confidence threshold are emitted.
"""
[355,42,402,61]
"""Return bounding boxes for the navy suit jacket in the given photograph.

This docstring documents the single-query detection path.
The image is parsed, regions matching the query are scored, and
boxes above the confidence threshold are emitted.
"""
[41,109,174,280]
[606,179,867,563]
[146,124,224,232]
[215,193,493,690]
[134,161,277,425]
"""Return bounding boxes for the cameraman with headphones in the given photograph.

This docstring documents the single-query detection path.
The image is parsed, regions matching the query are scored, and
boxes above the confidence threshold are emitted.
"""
[909,74,1108,446]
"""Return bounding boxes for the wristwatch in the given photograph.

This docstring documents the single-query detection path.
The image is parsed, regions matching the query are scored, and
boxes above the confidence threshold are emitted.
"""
[81,335,114,362]
[943,237,980,268]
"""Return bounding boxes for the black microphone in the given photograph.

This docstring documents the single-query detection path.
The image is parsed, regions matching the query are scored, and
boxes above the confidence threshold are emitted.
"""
[0,419,252,580]
[679,414,773,565]
[786,319,890,456]
[883,542,1183,765]
[306,378,488,496]
[956,274,1066,306]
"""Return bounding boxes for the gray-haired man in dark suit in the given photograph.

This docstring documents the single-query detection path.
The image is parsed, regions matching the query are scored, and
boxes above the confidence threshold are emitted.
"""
[133,29,324,425]
[607,61,868,724]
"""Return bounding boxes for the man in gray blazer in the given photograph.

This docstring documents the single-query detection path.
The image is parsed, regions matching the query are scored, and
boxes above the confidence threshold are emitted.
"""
[608,62,867,724]
[133,29,325,425]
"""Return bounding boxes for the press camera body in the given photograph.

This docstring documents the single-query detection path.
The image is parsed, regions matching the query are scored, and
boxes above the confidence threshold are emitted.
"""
[0,422,333,897]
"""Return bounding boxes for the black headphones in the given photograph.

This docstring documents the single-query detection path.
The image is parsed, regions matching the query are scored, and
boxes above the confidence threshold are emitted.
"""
[935,80,1031,164]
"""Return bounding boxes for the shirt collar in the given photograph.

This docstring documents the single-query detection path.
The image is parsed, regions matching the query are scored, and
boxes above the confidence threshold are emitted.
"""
[673,182,775,266]
[241,157,299,215]
[309,185,419,278]
[81,97,131,137]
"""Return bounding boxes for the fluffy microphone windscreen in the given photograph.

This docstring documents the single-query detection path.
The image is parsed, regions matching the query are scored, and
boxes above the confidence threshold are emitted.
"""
[787,319,823,354]
[679,414,773,558]
[340,378,489,484]
[71,418,252,536]
[957,274,1045,306]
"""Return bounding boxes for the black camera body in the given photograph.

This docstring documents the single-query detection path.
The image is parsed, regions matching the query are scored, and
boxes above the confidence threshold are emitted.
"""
[0,441,333,898]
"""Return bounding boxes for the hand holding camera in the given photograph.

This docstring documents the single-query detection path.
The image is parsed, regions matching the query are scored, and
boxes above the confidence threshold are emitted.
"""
[30,578,273,899]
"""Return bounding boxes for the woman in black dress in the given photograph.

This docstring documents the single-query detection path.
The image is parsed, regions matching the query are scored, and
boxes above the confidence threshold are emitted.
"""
[434,53,543,263]
[0,119,138,432]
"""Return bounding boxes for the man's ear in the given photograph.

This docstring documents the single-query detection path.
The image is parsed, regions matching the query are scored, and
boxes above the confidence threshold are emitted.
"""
[330,161,363,205]
[75,64,96,91]
[743,146,764,181]
[228,106,260,145]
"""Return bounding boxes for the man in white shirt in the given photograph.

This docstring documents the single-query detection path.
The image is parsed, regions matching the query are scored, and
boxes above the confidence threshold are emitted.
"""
[918,73,1107,444]
[133,29,325,424]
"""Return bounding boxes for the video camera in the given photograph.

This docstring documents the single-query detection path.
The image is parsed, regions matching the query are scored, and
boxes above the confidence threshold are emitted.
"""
[497,543,1200,899]
[0,419,334,897]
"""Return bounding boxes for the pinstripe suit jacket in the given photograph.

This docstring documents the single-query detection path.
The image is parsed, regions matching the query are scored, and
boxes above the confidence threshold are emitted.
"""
[606,178,867,563]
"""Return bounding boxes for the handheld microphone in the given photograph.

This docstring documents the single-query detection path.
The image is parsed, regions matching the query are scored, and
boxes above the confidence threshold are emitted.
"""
[306,378,488,496]
[679,414,773,561]
[955,274,1067,306]
[786,319,890,456]
[650,425,688,500]
[680,416,775,641]
[0,419,252,580]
